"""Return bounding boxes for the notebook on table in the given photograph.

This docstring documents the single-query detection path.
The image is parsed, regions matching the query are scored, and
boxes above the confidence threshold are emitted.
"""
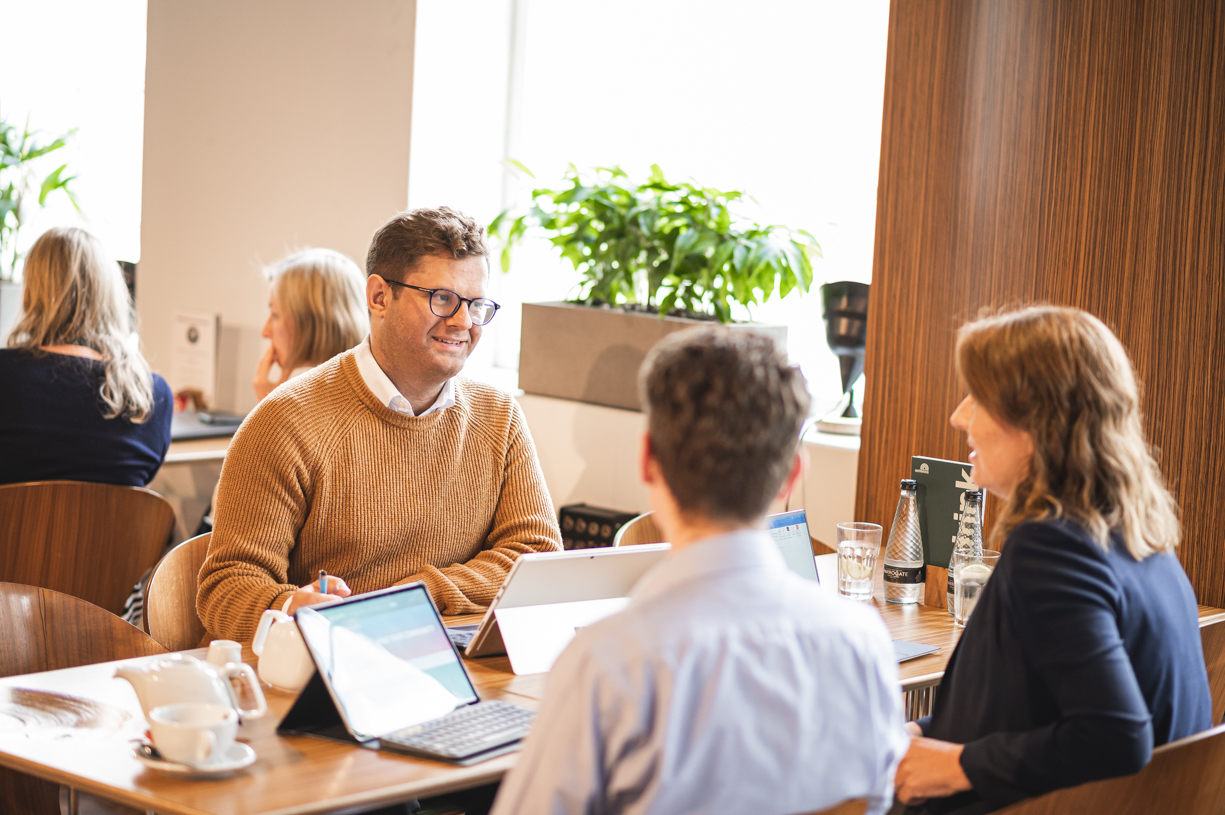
[279,583,535,765]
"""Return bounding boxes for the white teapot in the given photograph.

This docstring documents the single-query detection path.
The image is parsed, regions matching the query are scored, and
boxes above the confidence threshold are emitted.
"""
[115,654,266,721]
[252,609,315,692]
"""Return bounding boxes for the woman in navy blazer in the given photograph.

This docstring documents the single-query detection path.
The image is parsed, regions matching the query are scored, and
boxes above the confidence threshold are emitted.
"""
[0,227,172,487]
[893,306,1212,814]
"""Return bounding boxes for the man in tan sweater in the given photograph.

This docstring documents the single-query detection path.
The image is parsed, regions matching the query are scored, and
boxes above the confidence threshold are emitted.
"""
[198,207,562,642]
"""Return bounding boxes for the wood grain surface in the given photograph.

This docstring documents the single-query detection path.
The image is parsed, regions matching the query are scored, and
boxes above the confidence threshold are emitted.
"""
[858,0,1225,606]
[0,582,167,815]
[612,512,664,546]
[1,603,1222,814]
[996,723,1225,814]
[1200,610,1225,725]
[0,481,176,615]
[145,533,212,651]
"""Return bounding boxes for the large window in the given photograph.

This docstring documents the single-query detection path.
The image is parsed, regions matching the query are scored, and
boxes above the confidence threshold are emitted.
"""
[0,0,147,267]
[409,0,889,413]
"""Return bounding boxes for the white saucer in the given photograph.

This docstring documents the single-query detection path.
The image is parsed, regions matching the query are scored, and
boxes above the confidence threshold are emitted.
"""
[134,742,256,777]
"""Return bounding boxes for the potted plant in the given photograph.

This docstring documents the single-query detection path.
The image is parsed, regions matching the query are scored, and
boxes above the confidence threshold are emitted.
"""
[0,113,80,341]
[491,164,821,410]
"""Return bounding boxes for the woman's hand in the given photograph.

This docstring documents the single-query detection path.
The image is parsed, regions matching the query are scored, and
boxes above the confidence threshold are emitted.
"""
[895,736,972,804]
[253,345,290,400]
[285,575,352,614]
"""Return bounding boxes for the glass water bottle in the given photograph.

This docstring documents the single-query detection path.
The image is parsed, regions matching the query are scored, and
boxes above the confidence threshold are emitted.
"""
[884,479,924,604]
[947,489,984,614]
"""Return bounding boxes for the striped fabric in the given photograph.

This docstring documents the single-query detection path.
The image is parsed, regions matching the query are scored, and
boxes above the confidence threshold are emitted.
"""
[196,350,562,642]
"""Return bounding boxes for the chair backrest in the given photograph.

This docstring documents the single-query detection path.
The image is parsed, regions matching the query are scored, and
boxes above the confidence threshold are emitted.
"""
[613,511,666,546]
[1201,614,1225,725]
[145,532,211,651]
[0,480,175,616]
[794,800,867,815]
[0,581,167,677]
[996,723,1225,814]
[0,582,167,815]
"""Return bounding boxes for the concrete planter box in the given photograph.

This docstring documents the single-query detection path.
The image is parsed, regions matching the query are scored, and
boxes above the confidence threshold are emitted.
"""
[518,301,787,411]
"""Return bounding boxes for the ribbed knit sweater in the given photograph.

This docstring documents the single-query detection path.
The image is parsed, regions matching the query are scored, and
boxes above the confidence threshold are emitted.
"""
[197,350,562,642]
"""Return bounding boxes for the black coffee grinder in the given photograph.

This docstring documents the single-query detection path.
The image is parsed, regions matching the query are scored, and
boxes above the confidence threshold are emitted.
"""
[818,281,869,432]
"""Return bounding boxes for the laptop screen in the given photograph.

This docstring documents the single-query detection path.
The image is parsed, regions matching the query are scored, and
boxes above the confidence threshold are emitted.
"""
[767,509,820,583]
[296,585,479,741]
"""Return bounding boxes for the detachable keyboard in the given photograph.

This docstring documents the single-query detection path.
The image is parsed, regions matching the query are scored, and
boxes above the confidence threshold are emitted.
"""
[379,700,536,763]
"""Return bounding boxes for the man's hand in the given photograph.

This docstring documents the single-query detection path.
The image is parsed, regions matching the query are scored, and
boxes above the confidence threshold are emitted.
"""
[286,575,352,614]
[895,736,972,805]
[253,345,291,401]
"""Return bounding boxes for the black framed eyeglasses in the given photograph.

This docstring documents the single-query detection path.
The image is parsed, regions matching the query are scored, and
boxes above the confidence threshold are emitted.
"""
[384,280,502,326]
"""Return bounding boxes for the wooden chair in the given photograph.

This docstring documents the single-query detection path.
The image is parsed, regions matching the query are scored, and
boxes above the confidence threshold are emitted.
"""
[0,480,175,616]
[145,532,211,651]
[1200,614,1225,725]
[795,800,867,815]
[996,723,1225,814]
[0,582,167,815]
[613,511,666,546]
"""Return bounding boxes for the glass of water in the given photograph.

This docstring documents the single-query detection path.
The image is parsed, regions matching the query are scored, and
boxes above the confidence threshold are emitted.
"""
[837,522,883,600]
[954,549,1001,627]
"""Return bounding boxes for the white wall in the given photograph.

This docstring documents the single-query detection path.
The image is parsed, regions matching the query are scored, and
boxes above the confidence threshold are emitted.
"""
[519,393,859,547]
[138,0,416,413]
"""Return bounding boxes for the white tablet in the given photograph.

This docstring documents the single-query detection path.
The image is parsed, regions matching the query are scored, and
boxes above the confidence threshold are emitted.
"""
[464,543,671,658]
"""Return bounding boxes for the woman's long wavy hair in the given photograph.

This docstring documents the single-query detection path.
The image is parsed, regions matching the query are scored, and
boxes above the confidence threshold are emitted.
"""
[956,306,1179,560]
[8,227,156,423]
[264,248,369,371]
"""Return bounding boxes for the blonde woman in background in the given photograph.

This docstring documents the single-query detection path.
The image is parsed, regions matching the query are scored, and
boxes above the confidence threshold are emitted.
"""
[252,248,369,400]
[0,227,172,486]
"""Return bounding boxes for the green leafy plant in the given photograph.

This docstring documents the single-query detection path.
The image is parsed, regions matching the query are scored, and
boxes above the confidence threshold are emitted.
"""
[0,112,81,280]
[490,164,820,323]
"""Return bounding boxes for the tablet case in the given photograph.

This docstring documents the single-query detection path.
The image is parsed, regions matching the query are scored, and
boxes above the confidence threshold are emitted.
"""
[277,670,368,746]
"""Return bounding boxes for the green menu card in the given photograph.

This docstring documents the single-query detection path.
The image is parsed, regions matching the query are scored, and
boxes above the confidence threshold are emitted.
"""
[911,456,981,567]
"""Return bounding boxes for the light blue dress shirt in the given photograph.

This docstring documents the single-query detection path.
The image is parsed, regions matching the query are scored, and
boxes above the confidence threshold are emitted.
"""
[490,529,908,815]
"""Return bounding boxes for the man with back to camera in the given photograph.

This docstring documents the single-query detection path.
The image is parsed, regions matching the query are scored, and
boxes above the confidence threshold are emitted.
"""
[490,327,909,815]
[197,207,562,642]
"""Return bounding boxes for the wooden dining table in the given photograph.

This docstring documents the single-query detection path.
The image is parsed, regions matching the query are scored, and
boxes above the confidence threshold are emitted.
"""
[2,601,1222,815]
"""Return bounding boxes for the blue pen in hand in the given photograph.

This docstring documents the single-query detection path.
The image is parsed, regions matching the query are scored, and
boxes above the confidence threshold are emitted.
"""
[319,569,328,595]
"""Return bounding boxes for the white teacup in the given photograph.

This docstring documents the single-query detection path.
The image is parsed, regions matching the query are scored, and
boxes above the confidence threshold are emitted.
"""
[149,703,238,768]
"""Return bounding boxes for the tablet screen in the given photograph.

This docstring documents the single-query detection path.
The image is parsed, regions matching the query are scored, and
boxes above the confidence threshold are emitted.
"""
[297,585,479,741]
[767,510,820,583]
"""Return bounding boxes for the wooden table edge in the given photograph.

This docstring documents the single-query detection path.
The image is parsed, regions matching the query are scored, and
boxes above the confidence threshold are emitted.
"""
[0,735,515,815]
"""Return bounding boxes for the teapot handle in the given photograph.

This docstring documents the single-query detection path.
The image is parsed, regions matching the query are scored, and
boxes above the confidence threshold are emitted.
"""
[252,608,283,656]
[220,662,268,720]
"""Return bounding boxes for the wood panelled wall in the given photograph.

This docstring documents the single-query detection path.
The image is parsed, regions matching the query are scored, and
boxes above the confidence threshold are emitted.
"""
[856,0,1225,606]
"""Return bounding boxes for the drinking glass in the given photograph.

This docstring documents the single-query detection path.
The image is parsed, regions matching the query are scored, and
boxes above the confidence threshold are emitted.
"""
[954,549,1001,628]
[837,522,882,600]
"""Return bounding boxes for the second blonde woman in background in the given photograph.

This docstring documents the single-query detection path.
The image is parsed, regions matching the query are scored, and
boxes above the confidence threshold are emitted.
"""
[253,248,368,400]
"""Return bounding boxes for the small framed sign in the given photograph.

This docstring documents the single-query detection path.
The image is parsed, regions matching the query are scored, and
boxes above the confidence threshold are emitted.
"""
[911,456,981,568]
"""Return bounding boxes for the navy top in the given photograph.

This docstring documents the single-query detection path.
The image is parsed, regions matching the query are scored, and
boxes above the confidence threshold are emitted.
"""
[0,348,174,487]
[914,519,1212,814]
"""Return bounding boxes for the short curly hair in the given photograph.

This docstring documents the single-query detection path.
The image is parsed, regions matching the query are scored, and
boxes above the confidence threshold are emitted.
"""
[365,206,489,288]
[639,327,810,523]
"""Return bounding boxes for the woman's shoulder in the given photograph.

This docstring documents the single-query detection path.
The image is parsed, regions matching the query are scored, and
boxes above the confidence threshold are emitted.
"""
[0,347,100,385]
[1008,517,1100,550]
[1003,518,1118,590]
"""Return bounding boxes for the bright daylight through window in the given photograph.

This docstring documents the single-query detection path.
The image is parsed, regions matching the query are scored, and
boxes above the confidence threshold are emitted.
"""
[0,0,147,270]
[408,0,890,415]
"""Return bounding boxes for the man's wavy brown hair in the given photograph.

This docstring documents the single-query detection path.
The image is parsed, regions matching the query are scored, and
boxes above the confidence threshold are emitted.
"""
[639,327,810,523]
[956,305,1179,559]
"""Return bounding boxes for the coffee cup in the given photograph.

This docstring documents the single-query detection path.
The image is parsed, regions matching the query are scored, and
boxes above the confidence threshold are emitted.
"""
[206,640,243,667]
[149,703,237,768]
